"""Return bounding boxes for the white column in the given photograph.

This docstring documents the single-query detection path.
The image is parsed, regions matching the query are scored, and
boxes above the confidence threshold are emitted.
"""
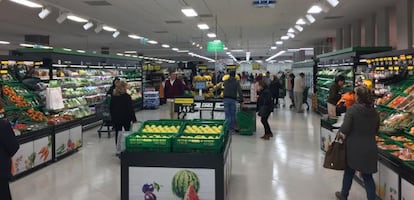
[343,24,352,48]
[352,20,362,47]
[364,13,376,46]
[376,7,390,46]
[396,0,413,49]
[336,28,343,50]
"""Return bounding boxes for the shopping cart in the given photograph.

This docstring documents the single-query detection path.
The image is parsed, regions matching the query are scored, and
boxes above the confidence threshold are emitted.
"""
[96,98,113,138]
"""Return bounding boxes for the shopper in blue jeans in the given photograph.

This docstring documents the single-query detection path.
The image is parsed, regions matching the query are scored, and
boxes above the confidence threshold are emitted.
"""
[223,71,243,134]
[335,86,379,200]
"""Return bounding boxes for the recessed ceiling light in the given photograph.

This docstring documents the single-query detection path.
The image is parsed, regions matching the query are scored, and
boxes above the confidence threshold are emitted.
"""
[223,47,228,50]
[172,48,179,51]
[67,15,88,23]
[197,23,209,30]
[199,46,203,49]
[62,48,72,51]
[124,54,131,57]
[112,31,120,38]
[56,12,68,24]
[296,18,307,25]
[276,41,283,45]
[287,33,295,38]
[192,42,196,45]
[181,7,198,17]
[102,25,117,32]
[83,22,94,30]
[178,50,189,53]
[281,36,290,40]
[306,14,316,24]
[94,24,103,33]
[20,43,34,47]
[0,41,10,45]
[162,44,170,48]
[265,50,286,62]
[295,25,304,32]
[207,33,216,38]
[132,55,138,58]
[77,50,86,53]
[38,7,51,19]
[124,51,137,54]
[117,53,124,56]
[148,40,158,44]
[326,0,339,7]
[231,49,244,52]
[270,46,277,50]
[226,52,231,55]
[128,34,141,39]
[10,0,43,8]
[307,5,323,14]
[196,44,200,47]
[288,28,295,33]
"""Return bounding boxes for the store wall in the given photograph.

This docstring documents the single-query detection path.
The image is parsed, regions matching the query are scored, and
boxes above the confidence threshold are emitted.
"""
[389,7,398,48]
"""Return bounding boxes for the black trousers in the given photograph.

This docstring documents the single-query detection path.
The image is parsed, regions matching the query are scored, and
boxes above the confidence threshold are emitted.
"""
[260,111,272,135]
[0,178,12,200]
[114,123,131,145]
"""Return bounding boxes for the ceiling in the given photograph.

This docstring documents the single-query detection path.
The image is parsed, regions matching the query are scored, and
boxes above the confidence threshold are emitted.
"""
[0,0,396,62]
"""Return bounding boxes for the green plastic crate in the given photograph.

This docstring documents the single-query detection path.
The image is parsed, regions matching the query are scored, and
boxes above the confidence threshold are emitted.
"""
[237,111,256,135]
[172,134,224,153]
[125,133,174,152]
[182,120,227,135]
[137,120,184,135]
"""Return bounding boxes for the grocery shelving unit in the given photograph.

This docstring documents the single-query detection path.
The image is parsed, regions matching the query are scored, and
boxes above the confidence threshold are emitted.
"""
[315,47,392,114]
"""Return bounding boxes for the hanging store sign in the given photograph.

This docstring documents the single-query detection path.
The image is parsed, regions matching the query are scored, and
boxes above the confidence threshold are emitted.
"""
[207,41,224,52]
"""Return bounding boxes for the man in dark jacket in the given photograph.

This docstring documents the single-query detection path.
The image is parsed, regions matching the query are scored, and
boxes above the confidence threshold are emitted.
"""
[0,118,19,200]
[223,71,243,134]
[327,75,345,118]
[164,72,185,119]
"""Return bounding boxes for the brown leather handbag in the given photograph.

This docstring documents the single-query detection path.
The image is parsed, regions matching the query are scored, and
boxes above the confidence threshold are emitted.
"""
[323,132,346,170]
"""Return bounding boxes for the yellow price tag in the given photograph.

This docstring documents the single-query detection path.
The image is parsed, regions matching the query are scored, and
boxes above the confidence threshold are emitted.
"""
[394,66,399,70]
[388,66,393,71]
[393,57,399,61]
[1,61,8,65]
[174,98,194,104]
[0,70,8,74]
[407,55,413,59]
[408,66,414,70]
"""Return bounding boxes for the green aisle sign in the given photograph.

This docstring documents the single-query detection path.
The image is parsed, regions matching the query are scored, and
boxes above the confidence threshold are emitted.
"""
[207,41,224,52]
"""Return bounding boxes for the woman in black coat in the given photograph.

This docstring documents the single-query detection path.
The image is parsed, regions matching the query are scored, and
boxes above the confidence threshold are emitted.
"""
[110,80,137,145]
[270,75,281,108]
[257,80,274,140]
[0,118,19,200]
[335,86,379,200]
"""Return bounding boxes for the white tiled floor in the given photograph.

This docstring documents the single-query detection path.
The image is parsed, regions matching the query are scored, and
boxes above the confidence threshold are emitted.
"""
[10,103,368,200]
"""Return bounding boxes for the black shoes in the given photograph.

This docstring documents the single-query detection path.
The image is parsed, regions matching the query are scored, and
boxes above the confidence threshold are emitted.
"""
[335,191,345,200]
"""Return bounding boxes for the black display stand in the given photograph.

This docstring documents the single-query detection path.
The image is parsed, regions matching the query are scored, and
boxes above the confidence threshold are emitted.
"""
[121,136,232,200]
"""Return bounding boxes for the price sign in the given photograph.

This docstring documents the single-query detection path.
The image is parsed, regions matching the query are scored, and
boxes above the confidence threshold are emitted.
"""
[194,81,207,90]
[174,97,195,113]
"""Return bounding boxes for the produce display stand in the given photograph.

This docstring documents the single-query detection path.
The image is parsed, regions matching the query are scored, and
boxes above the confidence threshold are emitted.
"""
[193,98,226,120]
[315,47,391,114]
[121,136,232,200]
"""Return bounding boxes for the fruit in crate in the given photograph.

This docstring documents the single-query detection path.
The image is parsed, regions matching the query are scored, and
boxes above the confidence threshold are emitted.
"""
[172,170,200,199]
[403,142,414,150]
[388,96,405,108]
[26,108,46,122]
[404,86,414,94]
[135,134,170,139]
[142,125,181,133]
[409,127,414,135]
[179,135,220,139]
[376,136,385,142]
[392,149,414,160]
[383,113,414,128]
[390,136,411,142]
[183,125,223,134]
[377,142,401,150]
[3,85,30,108]
[376,93,393,105]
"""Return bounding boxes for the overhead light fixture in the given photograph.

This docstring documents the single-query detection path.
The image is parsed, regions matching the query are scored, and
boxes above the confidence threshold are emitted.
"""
[0,41,10,45]
[197,23,209,30]
[281,35,289,40]
[148,40,158,44]
[117,53,124,56]
[296,18,306,25]
[307,5,323,14]
[306,14,316,24]
[124,54,131,57]
[20,43,34,48]
[207,33,216,38]
[265,50,286,62]
[288,28,295,33]
[83,22,94,30]
[38,7,51,19]
[172,48,179,51]
[56,12,68,24]
[287,49,300,52]
[132,55,138,58]
[295,25,304,32]
[128,34,141,39]
[199,46,203,49]
[196,44,200,47]
[62,48,72,51]
[124,51,136,54]
[10,0,43,8]
[300,47,314,51]
[162,44,170,48]
[192,42,196,45]
[223,47,228,50]
[67,15,88,23]
[246,52,251,61]
[188,52,215,62]
[94,24,103,33]
[231,49,244,52]
[102,25,117,32]
[226,52,231,55]
[112,31,120,38]
[326,0,339,7]
[181,7,198,17]
[276,41,283,45]
[287,33,295,38]
[178,50,189,53]
[76,50,86,53]
[270,46,277,50]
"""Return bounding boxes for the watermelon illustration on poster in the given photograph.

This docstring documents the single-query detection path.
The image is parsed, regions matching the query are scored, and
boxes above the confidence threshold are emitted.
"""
[129,167,215,200]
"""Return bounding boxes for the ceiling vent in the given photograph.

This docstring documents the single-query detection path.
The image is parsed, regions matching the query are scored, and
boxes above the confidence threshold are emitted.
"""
[165,20,183,24]
[252,0,277,8]
[153,30,168,34]
[84,1,112,6]
[324,16,344,20]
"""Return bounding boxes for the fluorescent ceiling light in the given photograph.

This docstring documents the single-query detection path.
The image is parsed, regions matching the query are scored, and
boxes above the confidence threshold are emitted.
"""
[306,14,316,24]
[226,52,231,55]
[231,49,244,52]
[288,28,295,33]
[197,23,209,30]
[296,18,307,25]
[270,46,277,50]
[162,44,170,48]
[83,22,94,30]
[0,41,10,45]
[326,0,339,7]
[124,51,136,54]
[181,7,198,17]
[20,43,34,47]
[300,47,314,51]
[172,48,179,51]
[112,31,120,38]
[295,25,304,32]
[124,54,131,57]
[10,0,42,8]
[76,50,86,53]
[117,53,124,56]
[307,5,323,14]
[148,40,158,44]
[188,52,215,62]
[56,12,68,24]
[94,24,103,33]
[287,49,299,52]
[178,50,189,53]
[207,33,217,38]
[223,47,228,50]
[38,8,51,19]
[199,46,203,49]
[287,33,295,38]
[132,55,138,58]
[67,15,88,23]
[265,50,286,62]
[62,48,72,51]
[102,25,117,32]
[192,42,196,45]
[128,34,141,39]
[276,41,283,45]
[281,35,289,40]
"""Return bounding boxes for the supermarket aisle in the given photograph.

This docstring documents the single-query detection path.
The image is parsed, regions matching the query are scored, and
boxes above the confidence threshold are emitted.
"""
[10,105,367,200]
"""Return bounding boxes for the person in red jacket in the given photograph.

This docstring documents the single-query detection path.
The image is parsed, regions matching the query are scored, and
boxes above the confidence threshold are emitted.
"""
[164,72,184,119]
[0,110,20,200]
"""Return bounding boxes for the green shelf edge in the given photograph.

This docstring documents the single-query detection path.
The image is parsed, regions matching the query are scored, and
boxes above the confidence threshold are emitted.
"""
[316,46,392,59]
